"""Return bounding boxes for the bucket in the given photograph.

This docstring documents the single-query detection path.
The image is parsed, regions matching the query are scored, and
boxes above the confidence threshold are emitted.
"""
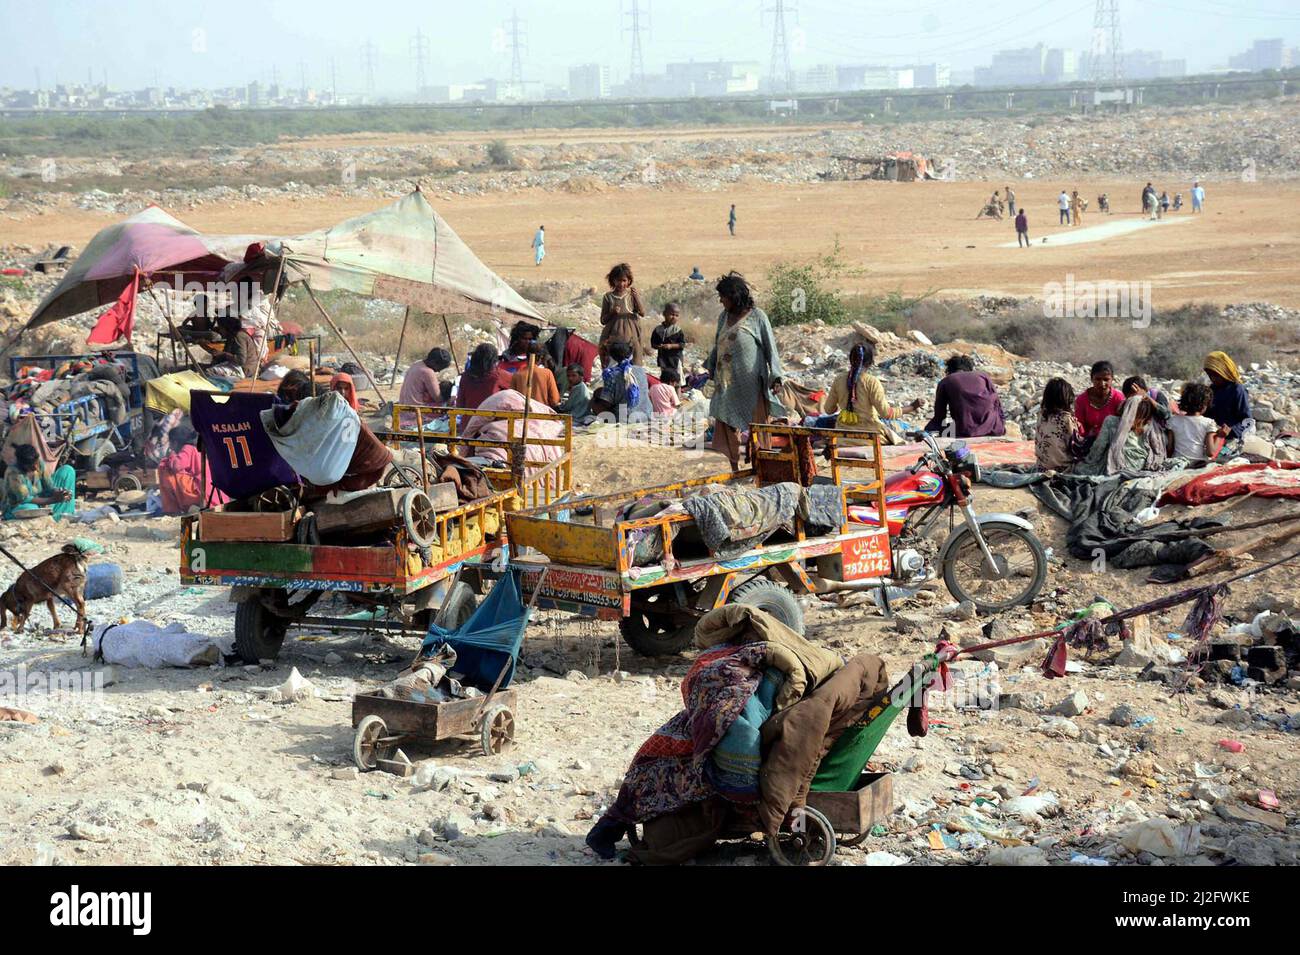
[85,563,123,601]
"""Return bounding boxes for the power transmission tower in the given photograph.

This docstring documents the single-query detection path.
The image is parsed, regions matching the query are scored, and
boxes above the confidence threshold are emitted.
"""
[764,1,796,93]
[329,57,338,104]
[1088,0,1123,85]
[504,9,526,89]
[361,41,377,97]
[624,1,649,92]
[411,29,430,98]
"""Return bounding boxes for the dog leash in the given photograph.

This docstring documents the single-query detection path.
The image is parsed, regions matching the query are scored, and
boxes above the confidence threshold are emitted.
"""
[0,542,95,650]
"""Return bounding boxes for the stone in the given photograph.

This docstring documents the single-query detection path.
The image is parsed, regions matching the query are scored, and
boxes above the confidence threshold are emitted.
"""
[1215,801,1286,831]
[949,600,977,621]
[998,692,1043,712]
[324,652,343,665]
[1206,688,1239,710]
[330,767,359,781]
[1108,703,1137,727]
[434,810,474,841]
[1215,708,1252,728]
[66,822,114,843]
[1038,717,1080,739]
[417,851,457,866]
[986,846,1047,866]
[1049,691,1089,717]
[1224,836,1275,866]
[564,669,589,683]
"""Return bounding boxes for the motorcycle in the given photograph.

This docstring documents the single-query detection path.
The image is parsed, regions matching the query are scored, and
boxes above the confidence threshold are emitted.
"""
[852,429,1048,614]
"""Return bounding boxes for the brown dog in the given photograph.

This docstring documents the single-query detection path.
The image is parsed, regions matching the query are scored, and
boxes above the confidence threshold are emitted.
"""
[0,543,88,633]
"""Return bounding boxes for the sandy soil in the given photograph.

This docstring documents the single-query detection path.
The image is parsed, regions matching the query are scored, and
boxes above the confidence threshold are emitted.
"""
[1,429,1296,867]
[6,180,1297,308]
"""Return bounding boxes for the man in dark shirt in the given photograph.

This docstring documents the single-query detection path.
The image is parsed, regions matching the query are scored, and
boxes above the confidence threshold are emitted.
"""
[923,354,1006,438]
[650,303,686,378]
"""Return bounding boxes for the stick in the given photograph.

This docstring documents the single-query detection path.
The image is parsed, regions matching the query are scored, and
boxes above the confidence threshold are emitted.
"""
[441,314,460,372]
[301,282,388,404]
[144,280,199,373]
[391,306,411,387]
[1185,517,1300,578]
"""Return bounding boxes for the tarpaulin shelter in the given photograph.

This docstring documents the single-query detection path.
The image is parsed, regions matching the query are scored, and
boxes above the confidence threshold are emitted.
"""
[278,188,543,323]
[19,206,267,334]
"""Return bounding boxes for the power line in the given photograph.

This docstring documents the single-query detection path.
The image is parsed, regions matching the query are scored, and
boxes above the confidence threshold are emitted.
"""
[764,0,797,93]
[504,8,527,88]
[361,40,377,97]
[1089,0,1124,85]
[624,1,649,93]
[410,28,430,97]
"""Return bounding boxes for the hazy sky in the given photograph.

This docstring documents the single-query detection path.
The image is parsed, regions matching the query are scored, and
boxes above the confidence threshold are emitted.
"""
[1,0,1296,94]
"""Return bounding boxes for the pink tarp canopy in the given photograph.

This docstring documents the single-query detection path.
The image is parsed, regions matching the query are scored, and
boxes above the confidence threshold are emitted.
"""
[20,206,269,331]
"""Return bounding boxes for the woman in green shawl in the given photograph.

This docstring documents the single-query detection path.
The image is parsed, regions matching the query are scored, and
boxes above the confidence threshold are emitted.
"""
[704,272,786,471]
[3,444,76,520]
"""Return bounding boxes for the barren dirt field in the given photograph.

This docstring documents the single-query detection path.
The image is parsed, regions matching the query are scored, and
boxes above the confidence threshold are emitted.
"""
[6,178,1297,307]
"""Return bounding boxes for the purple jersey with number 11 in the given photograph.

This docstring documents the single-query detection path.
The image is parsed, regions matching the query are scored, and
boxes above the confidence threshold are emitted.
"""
[189,391,298,499]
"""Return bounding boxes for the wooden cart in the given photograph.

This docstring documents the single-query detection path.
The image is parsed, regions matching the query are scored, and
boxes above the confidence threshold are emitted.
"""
[351,688,519,771]
[761,772,895,866]
[180,404,573,663]
[505,425,895,656]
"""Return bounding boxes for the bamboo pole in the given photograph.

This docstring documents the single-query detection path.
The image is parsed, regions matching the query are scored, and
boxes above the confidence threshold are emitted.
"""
[391,306,411,387]
[441,314,460,371]
[301,282,388,404]
[144,280,199,373]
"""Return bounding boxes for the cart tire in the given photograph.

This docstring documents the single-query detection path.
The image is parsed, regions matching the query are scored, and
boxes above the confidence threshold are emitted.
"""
[481,704,515,756]
[433,581,478,630]
[233,595,288,664]
[839,830,871,847]
[382,464,424,489]
[730,577,804,635]
[769,806,836,866]
[113,473,143,494]
[353,715,390,771]
[402,489,437,547]
[619,613,695,657]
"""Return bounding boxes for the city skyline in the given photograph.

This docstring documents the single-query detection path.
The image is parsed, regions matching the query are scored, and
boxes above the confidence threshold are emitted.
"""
[3,0,1299,99]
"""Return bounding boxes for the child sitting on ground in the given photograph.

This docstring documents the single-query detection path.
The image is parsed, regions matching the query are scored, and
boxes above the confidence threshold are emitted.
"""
[1168,381,1222,464]
[555,364,592,422]
[650,368,682,416]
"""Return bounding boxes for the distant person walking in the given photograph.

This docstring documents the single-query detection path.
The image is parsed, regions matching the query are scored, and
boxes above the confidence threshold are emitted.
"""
[1015,209,1030,248]
[1069,190,1084,227]
[532,225,546,266]
[1143,183,1158,220]
[1159,191,1170,218]
[1192,181,1205,213]
[727,204,737,237]
[1006,186,1016,217]
[1058,189,1070,225]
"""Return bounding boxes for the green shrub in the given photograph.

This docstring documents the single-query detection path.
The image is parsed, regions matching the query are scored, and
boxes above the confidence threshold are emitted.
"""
[486,139,513,167]
[764,241,860,327]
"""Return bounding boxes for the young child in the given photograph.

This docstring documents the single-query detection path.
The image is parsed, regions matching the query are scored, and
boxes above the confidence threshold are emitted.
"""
[555,364,592,422]
[1034,377,1083,472]
[650,368,682,416]
[1168,381,1221,464]
[650,303,686,380]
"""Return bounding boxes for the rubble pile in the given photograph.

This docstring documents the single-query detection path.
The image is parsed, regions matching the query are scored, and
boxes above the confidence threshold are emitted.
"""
[3,98,1297,218]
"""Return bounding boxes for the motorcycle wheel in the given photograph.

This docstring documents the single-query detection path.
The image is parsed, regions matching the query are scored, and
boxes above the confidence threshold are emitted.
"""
[942,521,1047,613]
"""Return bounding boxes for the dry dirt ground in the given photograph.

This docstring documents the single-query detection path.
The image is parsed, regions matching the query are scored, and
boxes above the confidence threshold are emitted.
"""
[1,429,1296,867]
[5,176,1298,309]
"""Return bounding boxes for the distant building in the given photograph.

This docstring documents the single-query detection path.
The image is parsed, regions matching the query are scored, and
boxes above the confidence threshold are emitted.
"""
[794,64,837,93]
[988,43,1047,84]
[246,81,263,107]
[1228,38,1289,71]
[1123,50,1167,80]
[568,63,611,100]
[664,61,761,96]
[1157,59,1187,78]
[1044,48,1078,83]
[909,63,950,88]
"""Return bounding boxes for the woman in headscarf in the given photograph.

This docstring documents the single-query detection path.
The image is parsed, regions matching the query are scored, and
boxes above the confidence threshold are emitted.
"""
[598,263,646,367]
[457,344,508,411]
[1203,351,1253,448]
[3,444,75,520]
[158,426,227,515]
[330,372,360,411]
[823,342,921,445]
[1076,395,1167,476]
[704,272,785,471]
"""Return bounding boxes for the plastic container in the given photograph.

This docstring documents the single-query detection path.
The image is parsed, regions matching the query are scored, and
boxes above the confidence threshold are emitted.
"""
[85,563,123,601]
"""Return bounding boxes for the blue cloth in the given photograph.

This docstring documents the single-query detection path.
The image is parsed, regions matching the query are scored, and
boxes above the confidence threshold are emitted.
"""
[706,667,781,801]
[422,570,530,691]
[260,391,360,486]
[1208,382,1252,440]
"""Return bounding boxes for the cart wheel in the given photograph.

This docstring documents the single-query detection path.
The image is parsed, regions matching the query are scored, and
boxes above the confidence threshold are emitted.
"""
[255,485,299,513]
[402,489,437,547]
[480,704,515,756]
[839,830,871,848]
[768,806,836,866]
[353,715,390,771]
[233,594,288,664]
[113,473,143,494]
[433,581,478,630]
[383,464,424,489]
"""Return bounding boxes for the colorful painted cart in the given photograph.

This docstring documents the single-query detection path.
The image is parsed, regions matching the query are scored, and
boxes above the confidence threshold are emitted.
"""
[180,404,573,663]
[505,424,898,656]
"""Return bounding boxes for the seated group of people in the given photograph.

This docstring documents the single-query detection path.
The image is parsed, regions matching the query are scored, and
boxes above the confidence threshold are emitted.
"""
[1034,352,1254,475]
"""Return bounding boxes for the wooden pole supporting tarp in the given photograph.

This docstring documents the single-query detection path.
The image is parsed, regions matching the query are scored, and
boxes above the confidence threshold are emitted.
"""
[301,281,388,404]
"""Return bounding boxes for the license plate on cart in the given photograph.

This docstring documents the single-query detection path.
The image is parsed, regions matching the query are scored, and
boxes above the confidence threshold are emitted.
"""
[841,531,892,581]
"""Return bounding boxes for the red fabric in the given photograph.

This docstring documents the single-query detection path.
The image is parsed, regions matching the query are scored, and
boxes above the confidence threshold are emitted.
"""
[1074,388,1125,439]
[330,372,359,410]
[1158,461,1300,507]
[86,268,139,345]
[456,373,503,411]
[562,333,600,382]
